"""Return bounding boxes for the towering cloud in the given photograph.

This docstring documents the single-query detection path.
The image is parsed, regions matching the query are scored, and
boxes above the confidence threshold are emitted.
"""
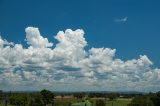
[0,27,160,92]
[25,27,53,48]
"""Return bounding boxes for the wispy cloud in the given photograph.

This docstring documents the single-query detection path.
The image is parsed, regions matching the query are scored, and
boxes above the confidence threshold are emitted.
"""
[115,16,128,22]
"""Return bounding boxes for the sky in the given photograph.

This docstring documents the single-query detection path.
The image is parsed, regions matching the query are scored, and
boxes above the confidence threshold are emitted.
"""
[0,0,160,92]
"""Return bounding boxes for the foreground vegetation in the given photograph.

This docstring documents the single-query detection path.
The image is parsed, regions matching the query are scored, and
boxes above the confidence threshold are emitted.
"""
[0,90,160,106]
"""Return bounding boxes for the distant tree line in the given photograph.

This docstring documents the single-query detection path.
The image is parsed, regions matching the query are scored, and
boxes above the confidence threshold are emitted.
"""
[128,91,160,106]
[0,89,54,106]
[1,90,160,106]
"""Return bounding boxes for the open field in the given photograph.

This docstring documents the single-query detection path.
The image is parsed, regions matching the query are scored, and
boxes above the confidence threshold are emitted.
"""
[0,98,132,106]
[54,98,132,106]
[105,99,131,106]
[92,98,131,106]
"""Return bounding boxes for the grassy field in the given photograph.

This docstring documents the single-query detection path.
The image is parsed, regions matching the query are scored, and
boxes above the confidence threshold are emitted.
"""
[0,98,131,106]
[55,98,77,106]
[91,98,131,106]
[54,98,131,106]
[105,99,131,106]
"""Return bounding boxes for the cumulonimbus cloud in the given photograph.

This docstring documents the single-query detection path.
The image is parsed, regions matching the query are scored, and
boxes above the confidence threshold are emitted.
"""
[0,27,160,92]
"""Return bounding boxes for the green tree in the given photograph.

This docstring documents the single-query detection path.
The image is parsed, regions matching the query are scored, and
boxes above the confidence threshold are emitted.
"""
[0,90,3,100]
[9,94,29,106]
[107,92,118,101]
[40,89,54,106]
[128,96,153,106]
[150,91,160,106]
[73,92,85,99]
[29,93,43,106]
[96,99,105,106]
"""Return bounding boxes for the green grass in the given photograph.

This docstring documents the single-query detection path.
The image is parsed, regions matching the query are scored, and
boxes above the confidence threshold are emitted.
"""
[89,98,131,106]
[71,100,92,106]
[105,99,131,106]
[55,98,77,106]
[55,98,131,106]
[54,98,131,106]
[0,98,131,106]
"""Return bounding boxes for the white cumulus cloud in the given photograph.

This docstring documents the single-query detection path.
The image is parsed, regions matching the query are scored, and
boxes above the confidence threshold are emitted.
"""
[0,26,160,92]
[25,27,53,48]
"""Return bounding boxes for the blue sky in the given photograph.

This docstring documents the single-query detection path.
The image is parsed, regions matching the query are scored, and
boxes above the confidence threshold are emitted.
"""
[1,0,160,67]
[0,0,160,91]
